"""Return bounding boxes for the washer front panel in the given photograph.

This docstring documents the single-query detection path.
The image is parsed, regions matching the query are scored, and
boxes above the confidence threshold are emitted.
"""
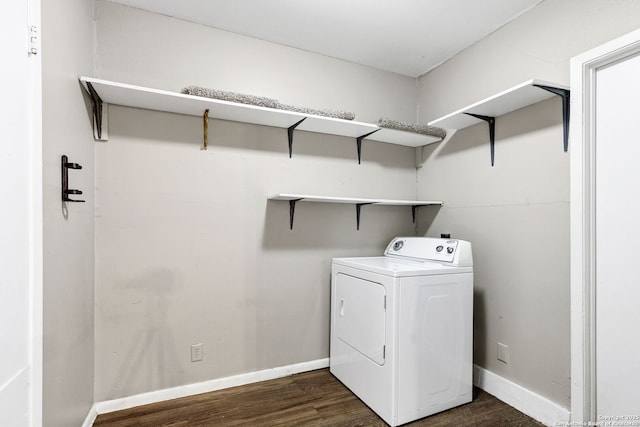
[330,260,473,426]
[334,273,386,366]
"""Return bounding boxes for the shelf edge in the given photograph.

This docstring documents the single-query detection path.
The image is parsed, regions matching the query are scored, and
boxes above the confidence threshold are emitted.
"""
[268,193,443,206]
[427,79,569,130]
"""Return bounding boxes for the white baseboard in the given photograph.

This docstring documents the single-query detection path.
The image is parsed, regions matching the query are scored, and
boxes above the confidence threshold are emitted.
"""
[91,360,566,426]
[81,404,97,427]
[95,358,329,416]
[473,365,570,426]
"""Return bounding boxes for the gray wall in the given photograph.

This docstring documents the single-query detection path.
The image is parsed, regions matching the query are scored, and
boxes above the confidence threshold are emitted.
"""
[416,0,640,410]
[40,0,640,415]
[93,1,424,401]
[418,0,640,122]
[94,1,417,124]
[42,0,96,425]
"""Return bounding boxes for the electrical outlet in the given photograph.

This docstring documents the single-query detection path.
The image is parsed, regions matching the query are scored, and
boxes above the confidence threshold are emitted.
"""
[191,343,203,362]
[497,342,509,364]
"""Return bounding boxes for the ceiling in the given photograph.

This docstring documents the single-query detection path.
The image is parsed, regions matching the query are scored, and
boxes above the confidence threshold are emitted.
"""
[107,0,543,78]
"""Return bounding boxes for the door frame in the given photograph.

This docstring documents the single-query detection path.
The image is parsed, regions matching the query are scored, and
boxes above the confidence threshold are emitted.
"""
[569,28,640,423]
[28,0,43,424]
[0,0,42,424]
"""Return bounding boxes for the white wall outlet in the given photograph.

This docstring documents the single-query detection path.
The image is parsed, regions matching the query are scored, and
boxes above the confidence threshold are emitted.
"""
[497,342,509,364]
[191,343,203,362]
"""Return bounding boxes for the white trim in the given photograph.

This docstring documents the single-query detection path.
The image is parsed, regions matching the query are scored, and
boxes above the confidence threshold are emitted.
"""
[473,365,570,427]
[569,27,640,424]
[95,360,566,424]
[95,358,329,415]
[81,405,97,427]
[26,0,43,425]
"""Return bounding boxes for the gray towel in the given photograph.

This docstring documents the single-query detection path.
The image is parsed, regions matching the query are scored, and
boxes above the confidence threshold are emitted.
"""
[181,86,355,120]
[276,103,355,121]
[181,86,280,109]
[377,117,446,139]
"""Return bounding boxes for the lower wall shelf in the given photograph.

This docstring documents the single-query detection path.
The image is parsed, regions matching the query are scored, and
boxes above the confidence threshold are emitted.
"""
[268,193,443,230]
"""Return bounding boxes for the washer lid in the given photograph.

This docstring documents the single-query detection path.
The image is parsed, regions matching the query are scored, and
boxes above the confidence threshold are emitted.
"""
[332,256,472,277]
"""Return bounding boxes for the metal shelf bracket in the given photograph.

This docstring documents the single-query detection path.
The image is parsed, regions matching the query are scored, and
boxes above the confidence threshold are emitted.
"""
[534,84,570,152]
[411,205,425,223]
[355,203,373,230]
[287,118,307,158]
[356,129,380,164]
[288,198,302,230]
[464,113,496,166]
[86,82,108,141]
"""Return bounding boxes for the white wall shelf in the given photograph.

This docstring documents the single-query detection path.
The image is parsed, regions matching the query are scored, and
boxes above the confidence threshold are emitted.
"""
[428,79,570,166]
[268,193,443,230]
[79,77,443,163]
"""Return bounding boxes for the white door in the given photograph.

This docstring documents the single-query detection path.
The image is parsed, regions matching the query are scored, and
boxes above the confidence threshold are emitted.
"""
[571,28,640,423]
[334,274,386,365]
[594,51,640,418]
[0,0,42,426]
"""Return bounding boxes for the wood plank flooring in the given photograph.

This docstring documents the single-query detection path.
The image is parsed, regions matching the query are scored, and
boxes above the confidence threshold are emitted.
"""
[93,369,544,426]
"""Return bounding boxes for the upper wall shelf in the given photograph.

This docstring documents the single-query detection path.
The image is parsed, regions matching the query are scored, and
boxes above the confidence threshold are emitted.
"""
[79,77,443,162]
[268,193,443,230]
[428,79,570,166]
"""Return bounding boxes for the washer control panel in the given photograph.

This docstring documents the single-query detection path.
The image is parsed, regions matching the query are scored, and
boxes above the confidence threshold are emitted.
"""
[385,237,471,265]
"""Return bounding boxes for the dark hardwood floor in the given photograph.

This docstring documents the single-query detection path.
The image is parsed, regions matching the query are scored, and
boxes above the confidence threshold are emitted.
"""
[94,369,544,426]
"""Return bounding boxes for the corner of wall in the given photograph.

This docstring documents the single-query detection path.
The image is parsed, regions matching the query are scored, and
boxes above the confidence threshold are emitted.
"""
[474,365,570,426]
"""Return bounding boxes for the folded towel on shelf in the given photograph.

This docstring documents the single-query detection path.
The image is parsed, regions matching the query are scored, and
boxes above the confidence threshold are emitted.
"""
[181,86,280,109]
[181,85,355,120]
[277,103,355,121]
[377,117,447,139]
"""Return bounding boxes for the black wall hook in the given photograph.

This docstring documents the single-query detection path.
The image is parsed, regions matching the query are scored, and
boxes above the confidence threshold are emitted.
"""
[61,155,85,202]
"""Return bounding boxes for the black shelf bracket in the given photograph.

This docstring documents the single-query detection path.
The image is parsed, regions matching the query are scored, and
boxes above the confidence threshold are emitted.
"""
[411,205,427,223]
[356,129,380,164]
[61,155,85,203]
[464,113,496,166]
[534,84,570,152]
[287,118,307,158]
[86,82,105,141]
[288,198,302,230]
[355,203,373,230]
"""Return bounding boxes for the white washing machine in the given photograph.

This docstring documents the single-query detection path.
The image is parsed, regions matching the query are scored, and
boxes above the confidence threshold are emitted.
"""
[330,237,473,426]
